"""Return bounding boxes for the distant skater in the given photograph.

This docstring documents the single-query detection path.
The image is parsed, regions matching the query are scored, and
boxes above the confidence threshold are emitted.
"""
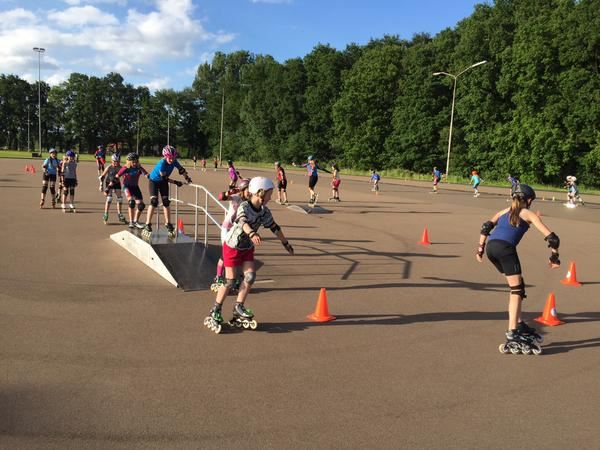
[60,150,78,213]
[94,145,106,176]
[470,170,481,197]
[99,154,126,225]
[431,167,442,193]
[294,155,329,204]
[330,164,341,201]
[565,176,584,207]
[275,161,288,204]
[40,148,60,209]
[116,153,149,229]
[370,169,381,194]
[476,184,560,355]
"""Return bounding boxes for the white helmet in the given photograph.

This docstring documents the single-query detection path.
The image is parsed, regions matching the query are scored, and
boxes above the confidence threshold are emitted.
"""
[248,177,275,194]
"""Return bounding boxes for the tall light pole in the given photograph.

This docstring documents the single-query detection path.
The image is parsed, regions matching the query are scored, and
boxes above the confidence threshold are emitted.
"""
[218,87,224,167]
[136,113,140,153]
[165,105,172,146]
[27,104,31,151]
[433,60,487,179]
[33,47,45,154]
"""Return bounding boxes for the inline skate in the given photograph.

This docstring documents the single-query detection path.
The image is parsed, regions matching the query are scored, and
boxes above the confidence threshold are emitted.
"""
[118,213,127,224]
[102,213,109,224]
[210,276,224,293]
[141,223,152,239]
[518,321,543,343]
[228,302,257,330]
[70,204,76,213]
[204,305,223,334]
[166,222,176,239]
[499,329,542,355]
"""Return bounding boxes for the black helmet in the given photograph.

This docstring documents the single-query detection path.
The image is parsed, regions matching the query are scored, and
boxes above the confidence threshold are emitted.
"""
[512,183,536,201]
[126,152,139,161]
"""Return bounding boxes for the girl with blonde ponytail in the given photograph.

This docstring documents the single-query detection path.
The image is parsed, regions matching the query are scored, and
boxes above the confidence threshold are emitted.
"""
[475,184,561,355]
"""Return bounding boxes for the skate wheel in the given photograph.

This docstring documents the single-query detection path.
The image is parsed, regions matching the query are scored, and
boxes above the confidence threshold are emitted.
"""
[522,347,532,355]
[214,324,222,334]
[498,344,509,354]
[235,321,242,328]
[242,321,250,329]
[535,335,544,344]
[203,317,210,326]
[510,346,521,355]
[249,320,257,330]
[532,346,543,356]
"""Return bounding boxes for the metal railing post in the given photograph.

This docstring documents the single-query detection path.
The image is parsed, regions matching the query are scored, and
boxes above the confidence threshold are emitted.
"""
[174,184,179,231]
[194,186,199,241]
[204,190,209,244]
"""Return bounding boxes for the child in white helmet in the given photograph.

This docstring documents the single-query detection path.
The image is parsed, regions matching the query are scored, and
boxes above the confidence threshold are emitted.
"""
[99,153,126,224]
[565,176,584,207]
[204,176,294,333]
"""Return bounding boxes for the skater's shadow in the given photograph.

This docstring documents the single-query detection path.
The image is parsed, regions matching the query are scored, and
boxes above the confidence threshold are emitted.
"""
[258,311,507,334]
[543,337,600,355]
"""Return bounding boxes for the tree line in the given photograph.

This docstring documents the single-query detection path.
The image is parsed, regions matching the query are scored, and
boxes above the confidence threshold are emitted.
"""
[1,0,598,185]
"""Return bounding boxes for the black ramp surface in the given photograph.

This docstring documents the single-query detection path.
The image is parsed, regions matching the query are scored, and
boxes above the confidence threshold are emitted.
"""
[152,242,221,291]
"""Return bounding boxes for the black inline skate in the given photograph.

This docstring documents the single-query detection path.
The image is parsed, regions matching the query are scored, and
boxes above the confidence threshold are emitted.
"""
[210,276,224,293]
[204,305,224,334]
[518,321,543,343]
[141,223,152,239]
[118,213,127,224]
[166,222,176,238]
[229,302,257,330]
[499,329,543,355]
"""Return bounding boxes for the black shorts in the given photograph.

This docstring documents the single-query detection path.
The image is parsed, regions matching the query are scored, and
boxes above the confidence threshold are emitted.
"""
[124,185,143,200]
[149,179,169,199]
[63,178,77,188]
[43,173,57,182]
[486,239,522,276]
[278,180,287,190]
[308,175,318,189]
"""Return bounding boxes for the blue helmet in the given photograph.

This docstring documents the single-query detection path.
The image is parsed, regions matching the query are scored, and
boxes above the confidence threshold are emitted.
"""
[66,150,75,157]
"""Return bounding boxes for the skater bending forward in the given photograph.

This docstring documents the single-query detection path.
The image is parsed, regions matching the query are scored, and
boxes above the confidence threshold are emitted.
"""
[475,184,560,355]
[206,177,294,333]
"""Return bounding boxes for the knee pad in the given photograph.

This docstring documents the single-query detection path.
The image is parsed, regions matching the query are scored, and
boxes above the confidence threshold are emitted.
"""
[150,196,159,207]
[69,188,75,196]
[224,278,237,288]
[116,196,123,204]
[41,185,48,194]
[106,195,113,204]
[50,186,56,195]
[137,202,145,212]
[509,281,526,299]
[243,271,256,286]
[161,196,170,207]
[128,199,136,209]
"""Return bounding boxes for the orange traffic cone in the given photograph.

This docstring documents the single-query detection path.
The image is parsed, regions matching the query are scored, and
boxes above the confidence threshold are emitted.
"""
[418,227,431,245]
[177,218,185,235]
[25,164,30,173]
[534,292,565,326]
[307,288,336,322]
[560,261,582,287]
[29,164,36,174]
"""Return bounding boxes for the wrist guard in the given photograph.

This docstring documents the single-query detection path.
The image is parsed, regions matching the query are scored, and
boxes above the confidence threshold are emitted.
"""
[282,241,293,253]
[549,252,560,266]
[545,232,560,250]
[476,243,485,258]
[184,175,192,184]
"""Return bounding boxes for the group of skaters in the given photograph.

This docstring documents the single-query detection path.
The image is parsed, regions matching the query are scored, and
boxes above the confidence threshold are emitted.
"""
[41,145,193,239]
[38,150,583,351]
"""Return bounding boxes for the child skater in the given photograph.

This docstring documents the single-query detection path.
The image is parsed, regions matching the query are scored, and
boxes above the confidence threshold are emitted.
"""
[470,170,482,197]
[210,178,252,293]
[370,169,381,193]
[99,154,126,224]
[565,176,584,207]
[294,155,330,204]
[507,174,520,198]
[94,144,106,176]
[116,153,149,228]
[431,167,442,193]
[274,161,288,204]
[60,150,78,213]
[204,177,294,334]
[475,184,561,355]
[227,160,239,189]
[40,148,60,208]
[142,145,192,238]
[330,163,341,201]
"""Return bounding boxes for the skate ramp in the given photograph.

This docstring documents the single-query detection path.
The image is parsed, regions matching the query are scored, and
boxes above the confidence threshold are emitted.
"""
[287,204,332,214]
[110,229,221,291]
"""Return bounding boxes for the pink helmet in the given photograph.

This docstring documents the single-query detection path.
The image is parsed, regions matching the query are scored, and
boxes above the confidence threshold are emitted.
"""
[162,145,177,159]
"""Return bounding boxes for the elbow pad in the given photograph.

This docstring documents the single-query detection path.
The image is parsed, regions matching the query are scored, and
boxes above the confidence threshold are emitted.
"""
[481,220,495,236]
[545,232,560,250]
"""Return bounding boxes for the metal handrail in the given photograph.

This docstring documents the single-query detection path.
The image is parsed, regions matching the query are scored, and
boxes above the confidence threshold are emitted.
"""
[163,183,227,244]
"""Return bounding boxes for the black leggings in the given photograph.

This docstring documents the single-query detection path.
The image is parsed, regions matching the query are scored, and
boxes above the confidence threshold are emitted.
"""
[486,239,522,276]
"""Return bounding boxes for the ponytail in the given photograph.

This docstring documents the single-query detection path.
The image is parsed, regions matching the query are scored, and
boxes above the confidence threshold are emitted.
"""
[509,197,528,226]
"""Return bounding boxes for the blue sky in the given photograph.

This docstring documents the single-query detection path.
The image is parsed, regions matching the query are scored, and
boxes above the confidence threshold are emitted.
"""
[0,0,485,90]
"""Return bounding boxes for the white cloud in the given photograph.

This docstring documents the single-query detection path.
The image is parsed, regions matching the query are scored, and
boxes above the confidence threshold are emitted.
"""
[64,0,128,5]
[0,8,37,29]
[144,77,169,91]
[250,0,292,4]
[48,6,119,27]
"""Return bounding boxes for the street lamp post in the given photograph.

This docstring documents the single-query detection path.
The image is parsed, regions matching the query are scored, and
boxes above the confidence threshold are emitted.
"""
[218,88,224,167]
[33,47,45,154]
[433,60,487,179]
[136,113,140,153]
[27,105,30,152]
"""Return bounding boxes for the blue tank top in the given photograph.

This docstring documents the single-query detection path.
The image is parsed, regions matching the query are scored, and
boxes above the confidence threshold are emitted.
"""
[149,159,183,182]
[488,212,530,246]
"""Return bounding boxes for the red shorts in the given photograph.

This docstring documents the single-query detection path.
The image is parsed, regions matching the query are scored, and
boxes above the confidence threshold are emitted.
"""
[222,243,255,267]
[332,179,341,189]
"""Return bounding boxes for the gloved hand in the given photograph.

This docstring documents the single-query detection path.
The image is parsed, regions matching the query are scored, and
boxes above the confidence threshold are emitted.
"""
[174,180,183,187]
[282,241,294,255]
[549,252,560,269]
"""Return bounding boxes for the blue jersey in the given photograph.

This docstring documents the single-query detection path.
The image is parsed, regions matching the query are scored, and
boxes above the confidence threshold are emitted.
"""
[371,173,381,182]
[43,157,60,175]
[149,158,183,182]
[433,170,441,179]
[471,175,481,185]
[488,212,530,247]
